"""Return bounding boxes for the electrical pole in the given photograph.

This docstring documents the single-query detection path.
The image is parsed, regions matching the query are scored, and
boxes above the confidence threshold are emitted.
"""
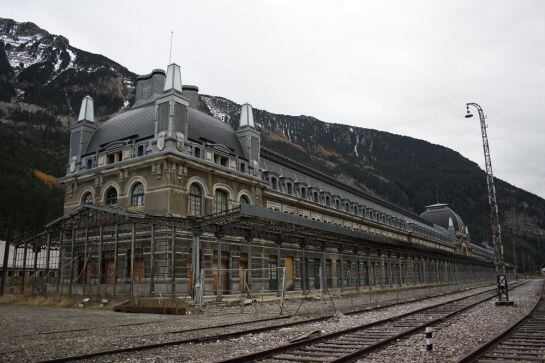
[465,103,512,305]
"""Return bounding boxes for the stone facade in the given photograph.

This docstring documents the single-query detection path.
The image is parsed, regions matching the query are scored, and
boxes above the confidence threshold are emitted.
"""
[52,63,496,298]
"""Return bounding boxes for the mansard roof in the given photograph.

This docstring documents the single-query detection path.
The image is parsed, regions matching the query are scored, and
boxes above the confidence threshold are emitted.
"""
[420,203,466,232]
[260,147,436,228]
[83,104,245,156]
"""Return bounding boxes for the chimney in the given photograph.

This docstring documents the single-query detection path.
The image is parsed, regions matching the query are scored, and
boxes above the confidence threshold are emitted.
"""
[238,103,255,128]
[182,85,199,109]
[235,103,261,176]
[164,63,182,93]
[77,95,94,122]
[133,69,166,108]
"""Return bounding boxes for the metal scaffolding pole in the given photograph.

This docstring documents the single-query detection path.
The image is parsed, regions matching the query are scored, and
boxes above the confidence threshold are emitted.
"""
[149,224,155,296]
[45,232,51,293]
[69,229,75,296]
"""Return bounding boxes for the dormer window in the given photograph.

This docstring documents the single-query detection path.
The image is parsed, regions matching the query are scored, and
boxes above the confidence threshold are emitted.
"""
[313,191,319,203]
[354,205,358,215]
[86,159,93,170]
[300,187,307,199]
[240,163,246,173]
[271,177,278,190]
[137,145,145,157]
[286,182,293,195]
[194,147,201,158]
[345,202,350,212]
[325,196,330,206]
[335,199,340,209]
[106,151,122,164]
[214,154,228,167]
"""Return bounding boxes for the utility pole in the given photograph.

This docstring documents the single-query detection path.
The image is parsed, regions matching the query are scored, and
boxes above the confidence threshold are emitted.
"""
[465,103,512,305]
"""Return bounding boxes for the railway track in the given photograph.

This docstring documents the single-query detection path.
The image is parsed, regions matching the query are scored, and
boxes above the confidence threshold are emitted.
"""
[32,282,490,339]
[458,283,545,362]
[218,282,526,363]
[36,283,510,363]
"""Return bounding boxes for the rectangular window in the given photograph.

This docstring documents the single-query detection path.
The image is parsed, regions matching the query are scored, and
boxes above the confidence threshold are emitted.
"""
[137,145,145,157]
[107,154,115,164]
[194,147,201,158]
[214,154,228,167]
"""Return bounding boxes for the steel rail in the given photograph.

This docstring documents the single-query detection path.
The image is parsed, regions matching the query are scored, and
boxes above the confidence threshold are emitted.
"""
[457,280,544,363]
[217,282,526,363]
[36,283,501,363]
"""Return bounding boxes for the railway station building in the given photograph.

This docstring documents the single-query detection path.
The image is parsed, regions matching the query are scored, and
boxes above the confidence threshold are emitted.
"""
[5,63,497,299]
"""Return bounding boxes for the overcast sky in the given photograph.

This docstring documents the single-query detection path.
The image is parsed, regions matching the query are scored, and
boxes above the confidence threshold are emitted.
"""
[4,0,545,198]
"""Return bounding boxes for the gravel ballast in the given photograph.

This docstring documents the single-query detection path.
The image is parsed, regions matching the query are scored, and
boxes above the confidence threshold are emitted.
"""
[0,280,539,362]
[358,279,543,363]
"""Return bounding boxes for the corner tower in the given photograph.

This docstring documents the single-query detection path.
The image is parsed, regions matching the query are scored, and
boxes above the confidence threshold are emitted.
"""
[236,103,261,176]
[154,63,189,152]
[68,96,96,174]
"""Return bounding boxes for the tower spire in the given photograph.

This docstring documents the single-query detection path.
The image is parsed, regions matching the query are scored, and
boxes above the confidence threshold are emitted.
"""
[169,31,173,64]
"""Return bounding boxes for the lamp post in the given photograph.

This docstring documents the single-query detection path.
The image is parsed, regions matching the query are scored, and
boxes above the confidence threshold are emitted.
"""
[465,103,512,305]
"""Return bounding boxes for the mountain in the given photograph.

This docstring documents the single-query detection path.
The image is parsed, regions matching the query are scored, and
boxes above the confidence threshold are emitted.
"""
[0,17,543,269]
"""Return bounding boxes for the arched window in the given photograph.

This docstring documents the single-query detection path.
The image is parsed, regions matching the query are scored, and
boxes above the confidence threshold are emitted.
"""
[335,199,340,209]
[300,187,307,199]
[214,189,228,214]
[189,183,203,216]
[239,195,250,205]
[82,192,93,205]
[105,187,117,206]
[131,182,145,206]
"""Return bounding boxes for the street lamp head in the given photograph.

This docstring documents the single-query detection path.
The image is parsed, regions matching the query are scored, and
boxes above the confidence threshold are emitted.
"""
[465,106,474,118]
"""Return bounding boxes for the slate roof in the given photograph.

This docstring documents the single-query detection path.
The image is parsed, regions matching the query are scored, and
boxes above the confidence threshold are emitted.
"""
[420,203,465,231]
[84,103,245,156]
[260,154,441,231]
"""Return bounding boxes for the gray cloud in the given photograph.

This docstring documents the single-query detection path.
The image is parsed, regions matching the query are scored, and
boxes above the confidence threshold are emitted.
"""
[4,0,545,197]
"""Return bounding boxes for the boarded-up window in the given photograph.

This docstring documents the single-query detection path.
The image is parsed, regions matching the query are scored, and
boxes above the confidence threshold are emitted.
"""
[102,251,115,284]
